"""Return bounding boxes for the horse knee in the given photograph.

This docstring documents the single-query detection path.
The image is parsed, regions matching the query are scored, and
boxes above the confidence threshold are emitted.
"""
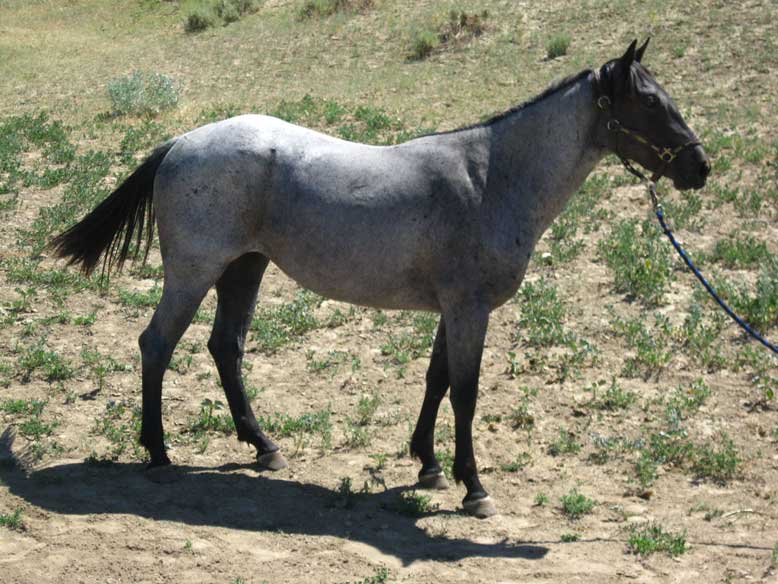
[207,333,243,363]
[139,327,169,367]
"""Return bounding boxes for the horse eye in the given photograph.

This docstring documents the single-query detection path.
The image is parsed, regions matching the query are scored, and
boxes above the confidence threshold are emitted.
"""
[645,94,659,108]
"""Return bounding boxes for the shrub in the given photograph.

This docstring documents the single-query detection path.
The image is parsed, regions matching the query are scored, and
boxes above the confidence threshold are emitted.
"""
[184,7,217,32]
[107,71,179,116]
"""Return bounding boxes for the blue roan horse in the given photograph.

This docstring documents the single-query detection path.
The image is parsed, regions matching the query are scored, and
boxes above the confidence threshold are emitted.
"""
[53,40,709,517]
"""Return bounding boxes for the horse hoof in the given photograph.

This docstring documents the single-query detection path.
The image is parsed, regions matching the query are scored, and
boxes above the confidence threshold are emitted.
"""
[257,451,288,471]
[463,495,498,518]
[418,471,449,490]
[145,464,182,484]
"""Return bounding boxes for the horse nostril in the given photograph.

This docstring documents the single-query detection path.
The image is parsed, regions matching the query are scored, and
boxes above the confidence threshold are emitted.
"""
[700,159,711,179]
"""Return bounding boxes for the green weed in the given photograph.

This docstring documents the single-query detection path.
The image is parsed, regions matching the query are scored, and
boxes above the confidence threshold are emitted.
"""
[0,399,46,417]
[611,313,673,378]
[251,289,322,353]
[690,433,739,484]
[90,400,144,462]
[627,523,687,556]
[599,219,675,306]
[0,509,24,531]
[187,399,235,436]
[560,533,579,542]
[560,489,595,519]
[587,378,635,411]
[17,342,74,382]
[711,233,771,268]
[500,453,531,472]
[534,492,549,506]
[395,490,438,517]
[515,278,573,347]
[548,428,581,456]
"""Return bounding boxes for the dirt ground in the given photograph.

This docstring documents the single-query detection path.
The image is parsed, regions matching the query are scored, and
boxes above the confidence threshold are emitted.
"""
[1,1,778,583]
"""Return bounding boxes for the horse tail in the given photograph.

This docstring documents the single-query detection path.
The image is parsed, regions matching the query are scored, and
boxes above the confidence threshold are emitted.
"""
[50,139,177,277]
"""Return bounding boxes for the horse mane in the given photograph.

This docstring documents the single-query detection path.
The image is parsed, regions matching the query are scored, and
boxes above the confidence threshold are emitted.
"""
[427,68,594,137]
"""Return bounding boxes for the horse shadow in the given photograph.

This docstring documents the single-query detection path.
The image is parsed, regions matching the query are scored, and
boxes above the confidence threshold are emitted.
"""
[0,453,547,566]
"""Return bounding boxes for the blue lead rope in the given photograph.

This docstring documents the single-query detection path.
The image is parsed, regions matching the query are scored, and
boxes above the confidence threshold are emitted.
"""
[650,188,778,355]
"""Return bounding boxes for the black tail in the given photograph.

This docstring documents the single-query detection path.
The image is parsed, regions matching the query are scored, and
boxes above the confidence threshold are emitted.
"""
[51,139,177,277]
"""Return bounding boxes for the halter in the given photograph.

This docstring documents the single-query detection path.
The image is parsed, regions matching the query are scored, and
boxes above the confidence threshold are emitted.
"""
[592,71,701,186]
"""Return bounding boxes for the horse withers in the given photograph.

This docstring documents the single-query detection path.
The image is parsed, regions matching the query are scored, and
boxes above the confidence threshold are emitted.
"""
[52,39,709,517]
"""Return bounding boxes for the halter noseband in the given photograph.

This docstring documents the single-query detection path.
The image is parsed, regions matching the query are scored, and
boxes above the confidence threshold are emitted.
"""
[593,72,701,184]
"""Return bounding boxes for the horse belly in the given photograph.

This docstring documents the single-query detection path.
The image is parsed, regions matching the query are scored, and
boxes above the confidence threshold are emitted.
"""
[261,203,441,311]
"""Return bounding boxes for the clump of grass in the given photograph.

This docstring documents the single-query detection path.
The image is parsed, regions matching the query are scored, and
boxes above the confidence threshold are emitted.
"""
[107,71,179,117]
[0,509,24,531]
[395,490,438,517]
[548,428,581,456]
[408,10,488,61]
[599,219,675,306]
[627,523,687,556]
[546,33,571,59]
[187,399,235,436]
[298,0,373,20]
[690,433,740,484]
[711,233,771,268]
[587,378,636,411]
[560,489,595,519]
[560,533,579,542]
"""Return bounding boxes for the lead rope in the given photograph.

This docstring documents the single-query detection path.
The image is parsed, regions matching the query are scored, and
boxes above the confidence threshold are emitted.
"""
[623,162,778,355]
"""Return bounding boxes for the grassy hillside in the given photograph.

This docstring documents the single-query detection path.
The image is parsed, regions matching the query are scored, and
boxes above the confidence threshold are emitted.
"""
[1,1,777,582]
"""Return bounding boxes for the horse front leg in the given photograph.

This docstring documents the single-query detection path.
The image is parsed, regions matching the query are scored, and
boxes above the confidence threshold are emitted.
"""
[442,299,496,518]
[410,317,450,490]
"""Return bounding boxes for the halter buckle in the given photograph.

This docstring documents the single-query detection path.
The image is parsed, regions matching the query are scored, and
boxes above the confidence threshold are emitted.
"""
[596,95,611,111]
[658,147,676,163]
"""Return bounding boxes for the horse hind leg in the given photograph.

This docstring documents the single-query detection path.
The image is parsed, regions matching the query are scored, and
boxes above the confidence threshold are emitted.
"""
[410,317,450,490]
[139,270,216,467]
[208,252,287,471]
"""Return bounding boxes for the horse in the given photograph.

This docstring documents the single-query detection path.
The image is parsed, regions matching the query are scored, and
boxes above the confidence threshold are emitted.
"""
[52,39,710,518]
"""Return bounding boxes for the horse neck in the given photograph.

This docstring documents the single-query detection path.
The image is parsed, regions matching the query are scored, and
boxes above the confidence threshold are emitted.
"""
[486,72,605,236]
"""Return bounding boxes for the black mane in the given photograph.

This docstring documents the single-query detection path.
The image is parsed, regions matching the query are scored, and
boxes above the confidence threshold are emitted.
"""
[428,68,594,137]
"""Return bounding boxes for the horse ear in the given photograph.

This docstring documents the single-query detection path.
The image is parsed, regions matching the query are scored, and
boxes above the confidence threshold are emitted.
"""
[620,39,638,67]
[635,37,650,62]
